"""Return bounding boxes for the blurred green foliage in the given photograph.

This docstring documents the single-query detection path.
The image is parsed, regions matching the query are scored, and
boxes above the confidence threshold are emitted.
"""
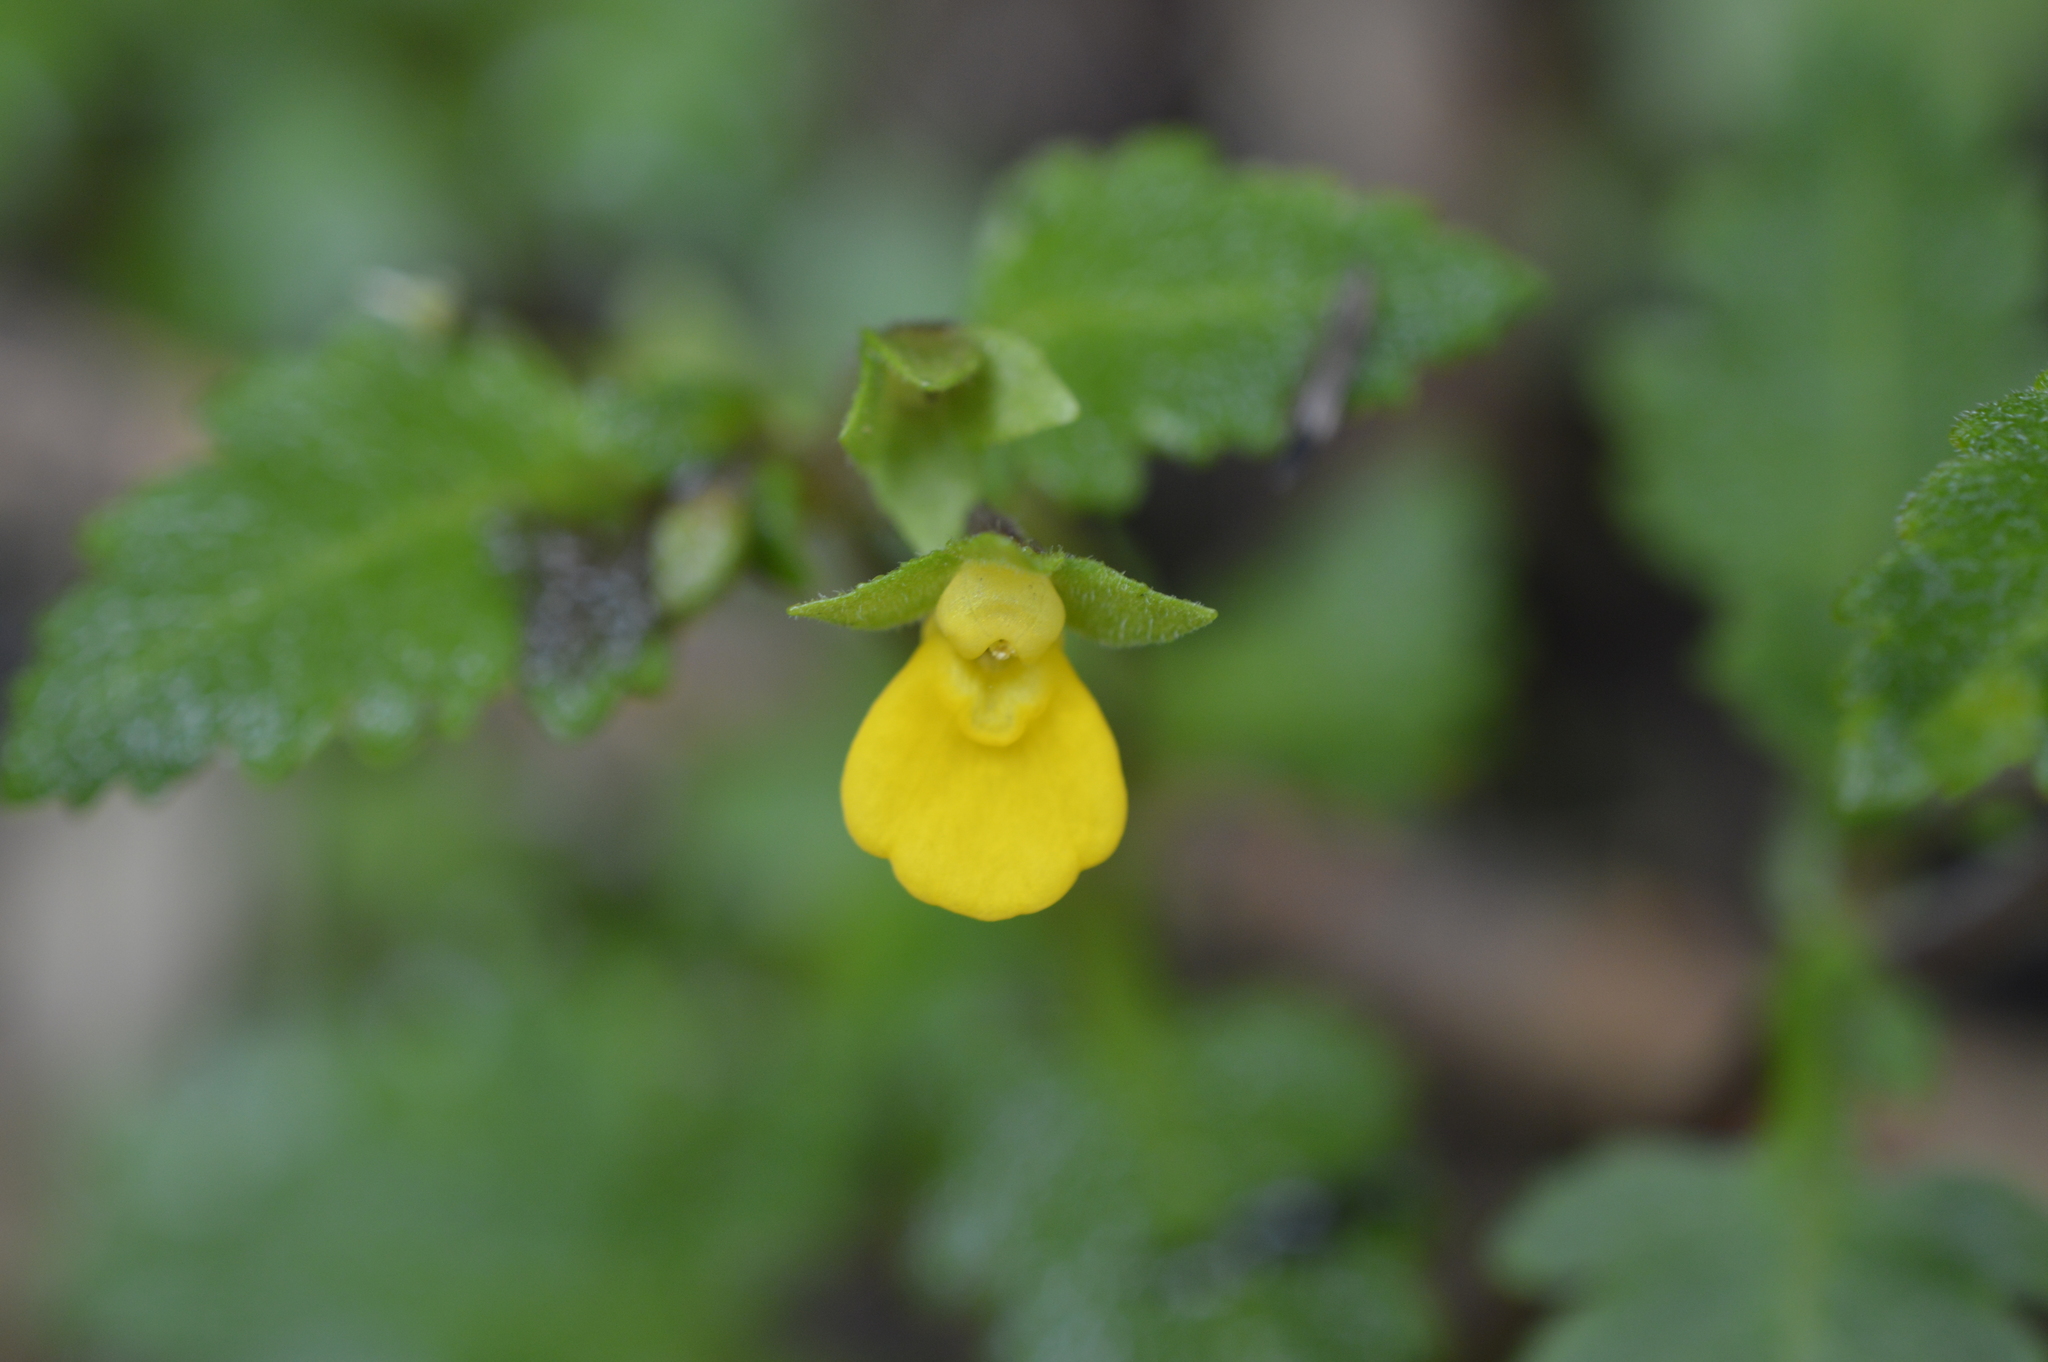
[1492,2,2048,1359]
[0,0,823,341]
[910,978,1436,1362]
[1493,1140,2048,1362]
[1156,450,1512,807]
[1597,55,2047,780]
[51,649,1443,1361]
[1594,0,2048,155]
[17,0,2048,1357]
[60,956,869,1362]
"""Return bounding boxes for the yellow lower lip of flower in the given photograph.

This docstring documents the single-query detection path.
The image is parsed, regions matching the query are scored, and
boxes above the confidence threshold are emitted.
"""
[841,632,1126,920]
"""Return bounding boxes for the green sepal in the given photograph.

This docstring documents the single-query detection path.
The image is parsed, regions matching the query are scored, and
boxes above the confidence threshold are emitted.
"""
[788,532,1214,646]
[838,324,1078,553]
[787,546,966,631]
[1047,555,1217,646]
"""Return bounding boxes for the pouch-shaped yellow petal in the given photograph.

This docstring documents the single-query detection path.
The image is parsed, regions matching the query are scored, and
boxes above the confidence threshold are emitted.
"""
[842,633,1126,920]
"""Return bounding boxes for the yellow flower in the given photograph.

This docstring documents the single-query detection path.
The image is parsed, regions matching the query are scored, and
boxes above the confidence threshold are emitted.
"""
[841,558,1126,920]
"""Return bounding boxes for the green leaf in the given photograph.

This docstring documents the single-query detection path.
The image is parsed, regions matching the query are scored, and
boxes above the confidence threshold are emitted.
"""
[2,324,673,802]
[788,546,965,631]
[1049,556,1216,647]
[838,324,1078,552]
[1492,1140,2048,1362]
[1838,374,2048,808]
[1598,71,2048,781]
[909,987,1437,1362]
[1155,451,1511,807]
[969,129,1543,511]
[789,533,1215,647]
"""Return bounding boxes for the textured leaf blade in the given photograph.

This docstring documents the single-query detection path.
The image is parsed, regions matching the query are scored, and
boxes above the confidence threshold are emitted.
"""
[788,548,964,631]
[1049,556,1215,646]
[971,129,1543,511]
[1839,374,2048,808]
[2,325,669,801]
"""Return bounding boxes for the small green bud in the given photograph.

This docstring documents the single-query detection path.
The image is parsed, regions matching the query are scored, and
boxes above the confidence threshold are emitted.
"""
[653,485,749,616]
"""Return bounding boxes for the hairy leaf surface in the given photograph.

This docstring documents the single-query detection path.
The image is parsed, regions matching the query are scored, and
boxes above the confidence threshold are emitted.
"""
[971,130,1542,511]
[1840,374,2048,807]
[3,325,677,801]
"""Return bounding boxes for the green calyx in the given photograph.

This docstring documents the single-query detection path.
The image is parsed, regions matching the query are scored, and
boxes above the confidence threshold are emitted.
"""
[839,324,1079,555]
[788,533,1216,648]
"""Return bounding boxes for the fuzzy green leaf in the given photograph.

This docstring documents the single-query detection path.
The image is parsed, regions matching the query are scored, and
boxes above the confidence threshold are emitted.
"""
[1839,374,2048,808]
[969,129,1543,511]
[838,324,1077,552]
[2,324,675,802]
[1492,1140,2048,1362]
[790,533,1214,647]
[787,548,965,631]
[1049,556,1216,646]
[1600,73,2048,781]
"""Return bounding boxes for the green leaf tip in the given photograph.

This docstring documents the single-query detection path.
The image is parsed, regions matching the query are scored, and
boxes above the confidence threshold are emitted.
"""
[788,534,1215,647]
[1,322,680,804]
[863,324,984,393]
[1048,556,1216,646]
[838,324,1078,553]
[968,127,1544,513]
[1839,372,2048,812]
